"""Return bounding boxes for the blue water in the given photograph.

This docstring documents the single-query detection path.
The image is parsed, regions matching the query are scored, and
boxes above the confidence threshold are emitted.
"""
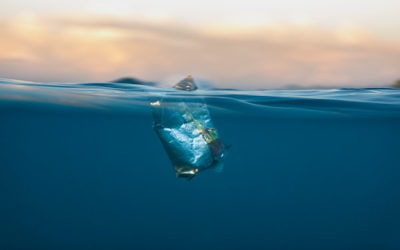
[1,78,400,249]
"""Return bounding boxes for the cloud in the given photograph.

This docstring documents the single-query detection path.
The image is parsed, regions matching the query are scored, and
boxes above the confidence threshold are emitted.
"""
[0,15,399,88]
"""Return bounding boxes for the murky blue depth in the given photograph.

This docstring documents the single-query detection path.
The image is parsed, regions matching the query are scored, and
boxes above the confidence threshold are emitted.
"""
[1,78,400,249]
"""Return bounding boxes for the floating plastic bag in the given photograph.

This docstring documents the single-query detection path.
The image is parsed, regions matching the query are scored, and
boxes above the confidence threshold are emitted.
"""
[151,75,226,180]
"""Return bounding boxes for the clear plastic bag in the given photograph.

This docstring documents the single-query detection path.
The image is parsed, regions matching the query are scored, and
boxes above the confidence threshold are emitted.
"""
[151,76,226,180]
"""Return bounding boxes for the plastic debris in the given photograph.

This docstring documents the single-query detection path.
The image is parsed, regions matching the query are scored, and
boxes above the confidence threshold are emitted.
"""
[151,75,226,180]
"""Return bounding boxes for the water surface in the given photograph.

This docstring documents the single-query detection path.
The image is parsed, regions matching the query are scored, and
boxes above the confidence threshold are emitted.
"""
[1,78,400,249]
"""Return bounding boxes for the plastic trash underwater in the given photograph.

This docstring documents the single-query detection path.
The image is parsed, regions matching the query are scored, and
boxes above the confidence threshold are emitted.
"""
[150,75,228,180]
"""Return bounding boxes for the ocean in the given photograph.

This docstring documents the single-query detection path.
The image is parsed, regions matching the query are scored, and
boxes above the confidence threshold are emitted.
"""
[1,78,400,249]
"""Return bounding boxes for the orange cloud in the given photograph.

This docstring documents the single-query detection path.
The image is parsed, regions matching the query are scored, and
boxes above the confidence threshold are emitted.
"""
[0,15,399,88]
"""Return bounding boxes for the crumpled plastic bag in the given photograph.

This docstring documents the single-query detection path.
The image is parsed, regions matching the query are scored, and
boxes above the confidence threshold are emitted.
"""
[151,75,226,180]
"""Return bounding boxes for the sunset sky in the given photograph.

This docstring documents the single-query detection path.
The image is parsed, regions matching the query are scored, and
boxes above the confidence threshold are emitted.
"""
[1,0,400,88]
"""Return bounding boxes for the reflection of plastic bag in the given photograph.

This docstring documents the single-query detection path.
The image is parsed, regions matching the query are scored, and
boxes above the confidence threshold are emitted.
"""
[151,75,226,180]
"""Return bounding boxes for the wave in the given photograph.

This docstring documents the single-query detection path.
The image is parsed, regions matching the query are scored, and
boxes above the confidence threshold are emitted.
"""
[1,78,399,118]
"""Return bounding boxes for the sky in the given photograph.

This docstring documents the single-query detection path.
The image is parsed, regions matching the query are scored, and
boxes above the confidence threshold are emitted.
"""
[0,0,400,88]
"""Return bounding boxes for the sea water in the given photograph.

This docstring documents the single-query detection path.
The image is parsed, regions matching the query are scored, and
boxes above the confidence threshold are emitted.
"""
[0,78,400,249]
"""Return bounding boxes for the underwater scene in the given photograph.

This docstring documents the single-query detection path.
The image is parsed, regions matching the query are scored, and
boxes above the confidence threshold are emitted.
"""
[1,77,400,249]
